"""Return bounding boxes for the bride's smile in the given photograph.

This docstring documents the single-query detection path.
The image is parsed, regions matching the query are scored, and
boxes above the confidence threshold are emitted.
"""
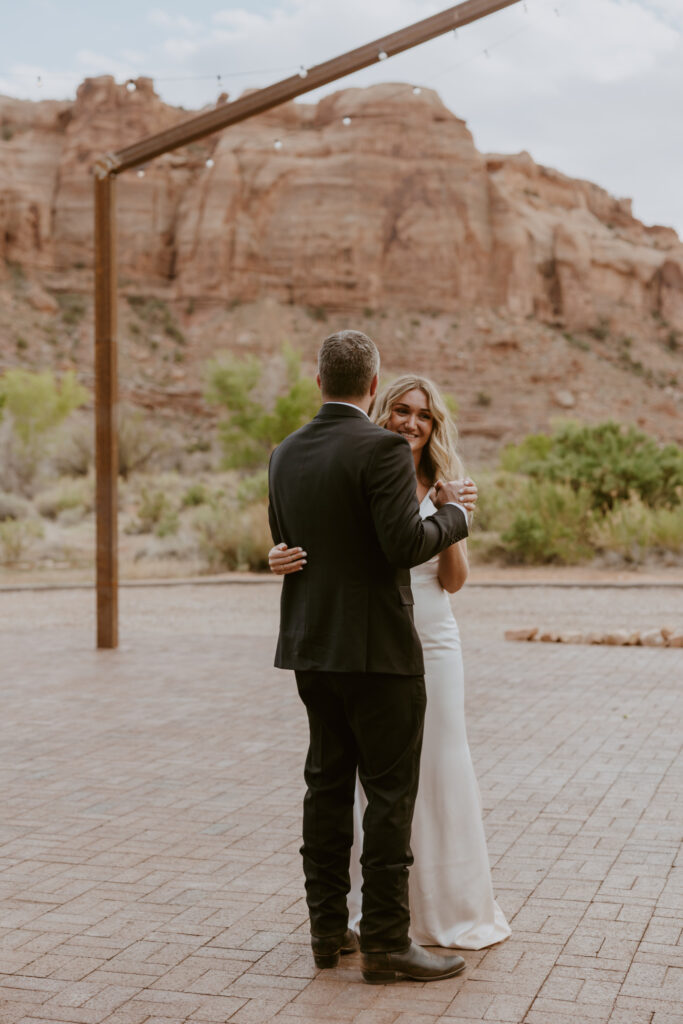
[386,387,434,455]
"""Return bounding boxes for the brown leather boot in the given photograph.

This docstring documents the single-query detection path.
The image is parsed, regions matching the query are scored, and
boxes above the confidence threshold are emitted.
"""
[362,941,465,984]
[311,929,360,969]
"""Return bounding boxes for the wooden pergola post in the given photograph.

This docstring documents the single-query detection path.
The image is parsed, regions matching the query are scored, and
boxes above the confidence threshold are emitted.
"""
[94,172,118,649]
[93,0,522,648]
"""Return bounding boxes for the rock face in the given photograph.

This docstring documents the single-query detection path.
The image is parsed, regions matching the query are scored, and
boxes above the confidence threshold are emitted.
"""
[1,76,682,332]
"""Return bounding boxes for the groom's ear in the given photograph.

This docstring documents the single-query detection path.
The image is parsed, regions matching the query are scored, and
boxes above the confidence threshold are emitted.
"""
[370,374,379,397]
[316,373,322,392]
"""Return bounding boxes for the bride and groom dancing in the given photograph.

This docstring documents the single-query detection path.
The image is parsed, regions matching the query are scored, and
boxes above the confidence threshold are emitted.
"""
[267,330,510,984]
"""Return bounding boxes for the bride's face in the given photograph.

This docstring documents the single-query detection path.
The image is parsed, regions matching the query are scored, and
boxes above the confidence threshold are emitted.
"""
[386,388,433,457]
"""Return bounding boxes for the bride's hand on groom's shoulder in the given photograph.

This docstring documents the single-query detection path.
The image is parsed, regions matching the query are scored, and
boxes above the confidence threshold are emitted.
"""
[432,478,478,513]
[268,543,307,575]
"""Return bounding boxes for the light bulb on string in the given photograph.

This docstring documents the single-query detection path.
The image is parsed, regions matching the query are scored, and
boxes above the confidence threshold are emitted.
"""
[378,50,387,61]
[412,86,421,95]
[36,75,42,89]
[274,139,283,150]
[137,169,145,178]
[298,66,308,78]
[205,158,214,168]
[342,116,351,126]
[126,80,136,92]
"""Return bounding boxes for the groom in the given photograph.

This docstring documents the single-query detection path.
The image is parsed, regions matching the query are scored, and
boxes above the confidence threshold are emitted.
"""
[268,330,469,983]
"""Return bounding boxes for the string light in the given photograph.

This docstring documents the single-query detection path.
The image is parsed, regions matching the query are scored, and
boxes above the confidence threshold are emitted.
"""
[205,158,214,168]
[274,139,283,150]
[298,66,308,78]
[412,86,421,95]
[36,75,42,89]
[126,80,136,92]
[378,50,388,61]
[342,116,351,126]
[137,169,145,178]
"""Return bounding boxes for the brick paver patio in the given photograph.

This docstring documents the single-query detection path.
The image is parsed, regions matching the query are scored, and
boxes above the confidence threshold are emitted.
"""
[1,581,681,1024]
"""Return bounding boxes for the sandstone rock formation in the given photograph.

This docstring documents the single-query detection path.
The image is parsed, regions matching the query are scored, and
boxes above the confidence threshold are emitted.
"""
[1,76,682,332]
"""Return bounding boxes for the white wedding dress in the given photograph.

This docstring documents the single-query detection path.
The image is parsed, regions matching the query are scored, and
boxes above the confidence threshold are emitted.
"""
[348,494,511,949]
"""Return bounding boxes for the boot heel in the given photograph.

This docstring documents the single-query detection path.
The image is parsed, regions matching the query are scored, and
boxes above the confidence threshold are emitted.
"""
[361,968,397,984]
[314,951,340,969]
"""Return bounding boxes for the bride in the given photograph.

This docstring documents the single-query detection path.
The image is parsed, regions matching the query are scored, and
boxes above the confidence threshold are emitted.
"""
[268,374,510,950]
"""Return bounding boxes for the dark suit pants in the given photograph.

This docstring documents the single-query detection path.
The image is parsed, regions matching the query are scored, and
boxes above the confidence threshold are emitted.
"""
[295,670,426,953]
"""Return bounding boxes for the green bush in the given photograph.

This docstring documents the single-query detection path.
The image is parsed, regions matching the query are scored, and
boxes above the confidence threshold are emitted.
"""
[192,499,271,572]
[592,495,683,562]
[0,370,89,494]
[35,476,93,521]
[205,345,319,470]
[500,481,595,564]
[0,519,44,565]
[181,483,209,507]
[118,408,169,479]
[500,421,683,512]
[0,369,88,446]
[237,470,268,506]
[127,487,178,537]
[0,491,30,521]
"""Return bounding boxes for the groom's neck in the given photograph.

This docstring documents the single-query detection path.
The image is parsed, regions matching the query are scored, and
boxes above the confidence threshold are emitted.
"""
[321,393,373,415]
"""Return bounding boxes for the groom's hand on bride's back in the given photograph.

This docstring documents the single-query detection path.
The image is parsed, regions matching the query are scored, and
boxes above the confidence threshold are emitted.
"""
[268,543,307,575]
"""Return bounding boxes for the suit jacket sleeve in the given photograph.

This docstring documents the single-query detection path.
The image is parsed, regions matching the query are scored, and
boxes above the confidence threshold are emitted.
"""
[367,431,468,569]
[267,450,283,546]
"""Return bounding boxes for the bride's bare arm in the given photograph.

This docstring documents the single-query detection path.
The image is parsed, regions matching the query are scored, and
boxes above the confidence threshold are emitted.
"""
[437,538,469,593]
[436,476,476,592]
[269,543,307,575]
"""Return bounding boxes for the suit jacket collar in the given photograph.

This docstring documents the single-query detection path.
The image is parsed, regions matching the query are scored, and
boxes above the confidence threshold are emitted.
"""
[315,402,369,422]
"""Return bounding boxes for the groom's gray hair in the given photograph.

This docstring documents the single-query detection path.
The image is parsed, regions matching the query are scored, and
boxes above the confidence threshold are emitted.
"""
[318,330,380,399]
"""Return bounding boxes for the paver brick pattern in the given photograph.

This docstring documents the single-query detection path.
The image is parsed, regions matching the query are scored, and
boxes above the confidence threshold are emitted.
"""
[0,582,681,1024]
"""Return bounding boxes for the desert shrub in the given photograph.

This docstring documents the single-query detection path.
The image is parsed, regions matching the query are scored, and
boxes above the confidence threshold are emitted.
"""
[181,483,209,507]
[0,519,44,565]
[0,369,88,446]
[470,471,527,534]
[57,292,87,326]
[500,481,595,565]
[591,495,683,562]
[192,499,271,572]
[52,407,174,479]
[118,407,169,479]
[127,296,186,345]
[237,470,268,506]
[35,476,94,521]
[0,370,89,495]
[51,414,93,477]
[0,490,30,521]
[500,421,683,512]
[205,345,319,470]
[127,487,178,537]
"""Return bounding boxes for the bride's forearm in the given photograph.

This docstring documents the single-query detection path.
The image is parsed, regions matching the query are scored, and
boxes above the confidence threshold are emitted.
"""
[437,539,469,594]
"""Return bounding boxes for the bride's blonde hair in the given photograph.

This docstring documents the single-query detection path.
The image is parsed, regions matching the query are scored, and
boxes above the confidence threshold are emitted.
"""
[372,375,464,484]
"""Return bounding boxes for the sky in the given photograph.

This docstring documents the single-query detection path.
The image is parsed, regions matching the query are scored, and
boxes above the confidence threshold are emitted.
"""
[2,0,682,234]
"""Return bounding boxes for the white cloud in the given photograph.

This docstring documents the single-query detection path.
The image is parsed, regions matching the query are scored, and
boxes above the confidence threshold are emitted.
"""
[2,0,681,233]
[76,48,137,80]
[148,9,202,34]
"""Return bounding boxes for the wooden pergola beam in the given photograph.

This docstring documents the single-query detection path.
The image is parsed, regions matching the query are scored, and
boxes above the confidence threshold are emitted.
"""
[93,0,522,647]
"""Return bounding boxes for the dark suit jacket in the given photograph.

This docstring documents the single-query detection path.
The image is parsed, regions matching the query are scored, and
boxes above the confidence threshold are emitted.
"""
[268,402,468,675]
